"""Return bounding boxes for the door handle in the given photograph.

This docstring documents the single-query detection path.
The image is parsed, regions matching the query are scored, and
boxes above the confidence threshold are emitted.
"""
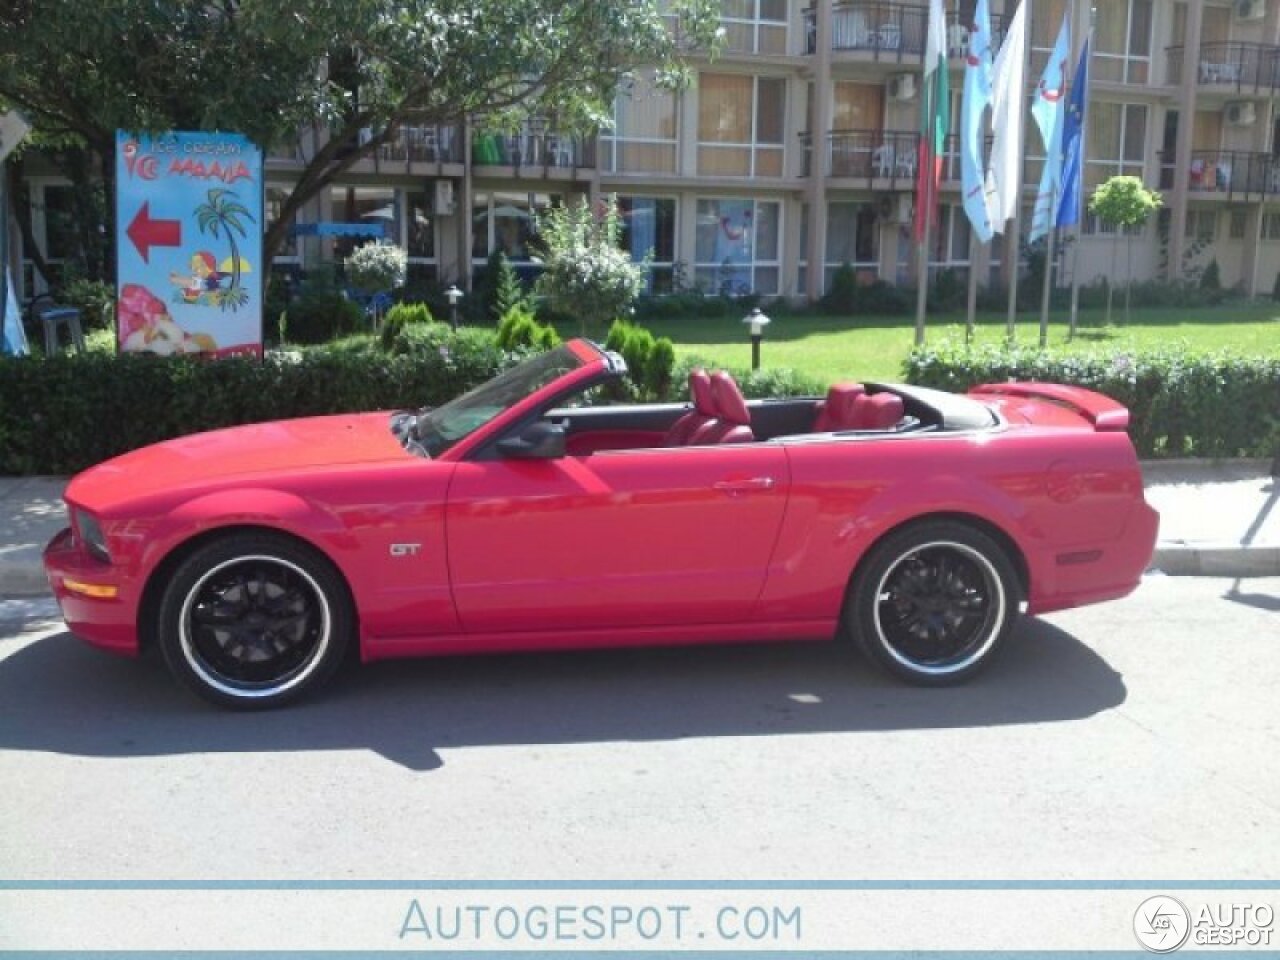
[713,477,777,495]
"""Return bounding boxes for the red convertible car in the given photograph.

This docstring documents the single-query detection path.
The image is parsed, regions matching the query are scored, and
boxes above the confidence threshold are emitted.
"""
[44,339,1158,708]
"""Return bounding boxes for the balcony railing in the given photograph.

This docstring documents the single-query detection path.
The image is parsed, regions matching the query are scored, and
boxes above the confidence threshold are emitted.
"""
[802,2,926,59]
[378,124,463,165]
[801,129,919,180]
[472,129,596,169]
[1166,43,1280,93]
[1158,150,1280,200]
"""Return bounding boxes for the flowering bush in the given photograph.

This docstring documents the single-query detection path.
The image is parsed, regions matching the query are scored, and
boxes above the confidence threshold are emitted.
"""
[535,196,647,335]
[347,241,408,293]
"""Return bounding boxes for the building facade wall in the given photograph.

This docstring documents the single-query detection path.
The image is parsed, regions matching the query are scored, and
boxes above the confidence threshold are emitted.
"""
[11,0,1280,303]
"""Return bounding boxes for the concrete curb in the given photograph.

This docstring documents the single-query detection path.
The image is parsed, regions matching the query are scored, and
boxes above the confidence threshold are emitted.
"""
[1151,542,1280,578]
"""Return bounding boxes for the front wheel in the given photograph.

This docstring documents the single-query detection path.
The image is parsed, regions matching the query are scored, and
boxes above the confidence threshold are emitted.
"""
[156,532,353,709]
[846,521,1020,685]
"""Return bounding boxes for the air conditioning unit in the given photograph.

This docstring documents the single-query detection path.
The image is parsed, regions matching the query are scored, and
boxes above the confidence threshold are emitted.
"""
[1226,100,1257,126]
[888,73,917,102]
[1235,0,1264,22]
[433,179,456,216]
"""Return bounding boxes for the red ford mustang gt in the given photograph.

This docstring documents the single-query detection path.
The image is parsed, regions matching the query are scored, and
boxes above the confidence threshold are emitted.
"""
[44,339,1158,708]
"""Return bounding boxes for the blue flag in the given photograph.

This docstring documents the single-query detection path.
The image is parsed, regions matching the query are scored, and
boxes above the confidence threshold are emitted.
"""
[1057,37,1090,229]
[1029,14,1070,243]
[960,0,995,243]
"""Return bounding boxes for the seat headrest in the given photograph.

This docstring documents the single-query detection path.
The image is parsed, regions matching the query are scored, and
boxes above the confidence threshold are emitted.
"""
[689,368,715,416]
[825,382,865,425]
[710,371,751,426]
[863,393,905,430]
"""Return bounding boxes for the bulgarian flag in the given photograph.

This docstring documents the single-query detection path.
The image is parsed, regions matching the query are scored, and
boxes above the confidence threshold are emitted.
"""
[914,0,950,244]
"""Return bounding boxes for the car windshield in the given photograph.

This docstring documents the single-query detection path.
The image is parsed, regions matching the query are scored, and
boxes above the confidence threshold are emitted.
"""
[412,345,586,456]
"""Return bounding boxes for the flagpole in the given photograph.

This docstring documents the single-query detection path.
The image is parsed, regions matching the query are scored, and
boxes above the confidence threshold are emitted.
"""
[1039,194,1057,347]
[914,74,933,348]
[1068,4,1094,343]
[965,231,978,344]
[1005,0,1032,344]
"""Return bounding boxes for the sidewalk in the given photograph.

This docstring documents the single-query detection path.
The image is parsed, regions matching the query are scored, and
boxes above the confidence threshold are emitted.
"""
[1,462,1277,598]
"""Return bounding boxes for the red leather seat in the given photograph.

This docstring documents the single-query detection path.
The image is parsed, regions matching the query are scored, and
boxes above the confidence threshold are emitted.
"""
[852,393,905,430]
[664,368,715,446]
[813,382,866,432]
[690,371,754,445]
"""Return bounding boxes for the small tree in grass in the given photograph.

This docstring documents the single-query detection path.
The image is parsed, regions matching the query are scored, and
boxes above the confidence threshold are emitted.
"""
[347,240,408,328]
[535,195,647,336]
[1088,176,1162,328]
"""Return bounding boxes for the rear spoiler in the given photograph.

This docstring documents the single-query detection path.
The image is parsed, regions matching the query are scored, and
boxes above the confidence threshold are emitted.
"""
[970,382,1131,431]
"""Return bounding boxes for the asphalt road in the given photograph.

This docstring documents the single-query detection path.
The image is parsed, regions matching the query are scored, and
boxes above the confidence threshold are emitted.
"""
[1,576,1276,881]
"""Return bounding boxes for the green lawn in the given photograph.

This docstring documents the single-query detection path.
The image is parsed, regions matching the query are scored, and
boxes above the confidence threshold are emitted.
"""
[628,303,1280,384]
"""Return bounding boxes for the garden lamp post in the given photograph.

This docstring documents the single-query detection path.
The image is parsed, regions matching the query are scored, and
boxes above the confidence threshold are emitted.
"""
[742,307,770,371]
[446,285,463,332]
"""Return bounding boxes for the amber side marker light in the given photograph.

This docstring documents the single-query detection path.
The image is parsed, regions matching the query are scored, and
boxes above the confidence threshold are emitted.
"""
[62,579,119,599]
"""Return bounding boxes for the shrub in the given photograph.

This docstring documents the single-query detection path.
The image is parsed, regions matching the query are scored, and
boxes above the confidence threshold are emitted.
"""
[929,268,966,312]
[496,305,560,351]
[603,319,675,399]
[673,356,825,400]
[492,252,526,323]
[904,337,1280,459]
[819,263,858,315]
[1200,258,1221,292]
[346,240,408,294]
[59,277,115,330]
[380,302,433,350]
[285,288,364,344]
[535,195,647,335]
[855,279,911,316]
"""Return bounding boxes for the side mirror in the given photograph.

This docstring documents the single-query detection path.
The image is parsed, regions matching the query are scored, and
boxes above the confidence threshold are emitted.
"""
[496,421,566,460]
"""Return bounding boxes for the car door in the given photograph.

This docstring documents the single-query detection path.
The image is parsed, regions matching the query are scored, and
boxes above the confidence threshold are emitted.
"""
[445,443,790,633]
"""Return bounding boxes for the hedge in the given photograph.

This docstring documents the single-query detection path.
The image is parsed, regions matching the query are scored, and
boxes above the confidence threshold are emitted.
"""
[0,346,523,475]
[904,339,1280,459]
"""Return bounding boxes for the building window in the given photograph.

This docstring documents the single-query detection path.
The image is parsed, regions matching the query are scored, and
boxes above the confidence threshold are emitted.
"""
[719,0,788,55]
[694,197,781,295]
[471,191,561,268]
[602,71,678,174]
[1185,209,1216,243]
[929,205,971,270]
[1083,102,1149,235]
[1228,210,1248,240]
[329,186,398,259]
[266,186,299,262]
[23,181,78,293]
[825,202,879,287]
[1094,0,1152,84]
[617,196,677,293]
[1262,212,1280,241]
[697,74,786,178]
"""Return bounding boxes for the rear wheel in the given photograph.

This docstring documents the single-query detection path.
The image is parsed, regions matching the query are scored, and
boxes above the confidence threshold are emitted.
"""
[847,520,1019,685]
[156,532,353,709]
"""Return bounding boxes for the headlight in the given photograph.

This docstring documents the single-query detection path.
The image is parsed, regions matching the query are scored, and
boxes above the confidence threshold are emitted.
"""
[73,509,111,563]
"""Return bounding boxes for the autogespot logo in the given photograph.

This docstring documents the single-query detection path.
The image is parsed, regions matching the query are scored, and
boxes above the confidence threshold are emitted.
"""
[1134,896,1192,953]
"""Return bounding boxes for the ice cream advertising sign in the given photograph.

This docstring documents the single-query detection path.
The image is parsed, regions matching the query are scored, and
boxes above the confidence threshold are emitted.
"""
[115,130,263,357]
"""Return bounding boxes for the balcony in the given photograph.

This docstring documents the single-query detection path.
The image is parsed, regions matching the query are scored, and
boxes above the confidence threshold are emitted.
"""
[471,128,596,171]
[803,2,1003,60]
[1158,150,1280,201]
[1166,43,1280,93]
[378,123,463,167]
[800,129,919,180]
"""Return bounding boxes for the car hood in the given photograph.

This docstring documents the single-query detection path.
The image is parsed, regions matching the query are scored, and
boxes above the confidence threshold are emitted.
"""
[67,412,410,512]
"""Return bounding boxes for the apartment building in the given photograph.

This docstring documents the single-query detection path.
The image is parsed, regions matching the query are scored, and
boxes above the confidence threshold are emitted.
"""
[14,0,1280,302]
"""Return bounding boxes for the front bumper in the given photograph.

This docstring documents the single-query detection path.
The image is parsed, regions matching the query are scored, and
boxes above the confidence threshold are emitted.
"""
[43,527,141,656]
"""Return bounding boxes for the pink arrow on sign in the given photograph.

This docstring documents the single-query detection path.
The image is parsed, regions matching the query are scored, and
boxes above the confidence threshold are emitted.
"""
[126,202,182,263]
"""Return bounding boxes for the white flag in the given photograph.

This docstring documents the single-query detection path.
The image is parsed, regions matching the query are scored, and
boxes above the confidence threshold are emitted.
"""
[984,0,1028,233]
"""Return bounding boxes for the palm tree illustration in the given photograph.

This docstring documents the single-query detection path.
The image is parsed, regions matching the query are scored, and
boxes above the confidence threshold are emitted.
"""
[194,188,254,311]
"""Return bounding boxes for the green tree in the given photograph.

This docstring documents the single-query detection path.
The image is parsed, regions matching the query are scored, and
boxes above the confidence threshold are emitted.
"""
[535,195,647,336]
[1087,175,1163,330]
[193,188,254,310]
[0,0,719,274]
[491,252,525,325]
